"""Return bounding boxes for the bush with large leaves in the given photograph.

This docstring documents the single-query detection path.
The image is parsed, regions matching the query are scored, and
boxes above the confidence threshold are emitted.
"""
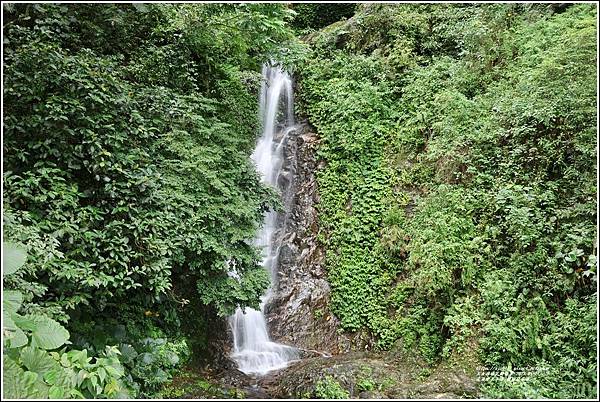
[3,242,129,399]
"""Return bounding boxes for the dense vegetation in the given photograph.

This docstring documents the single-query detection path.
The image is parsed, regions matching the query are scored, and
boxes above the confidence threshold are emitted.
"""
[2,2,597,400]
[3,3,296,398]
[290,3,357,32]
[296,3,597,398]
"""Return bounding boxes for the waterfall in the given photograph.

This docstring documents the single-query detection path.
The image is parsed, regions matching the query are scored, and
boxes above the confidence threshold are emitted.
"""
[228,64,299,376]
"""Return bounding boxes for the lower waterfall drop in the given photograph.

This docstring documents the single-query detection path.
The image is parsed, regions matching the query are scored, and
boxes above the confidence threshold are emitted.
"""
[228,63,299,375]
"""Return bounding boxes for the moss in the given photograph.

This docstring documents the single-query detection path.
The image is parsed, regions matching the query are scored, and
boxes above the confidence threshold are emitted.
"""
[157,369,251,399]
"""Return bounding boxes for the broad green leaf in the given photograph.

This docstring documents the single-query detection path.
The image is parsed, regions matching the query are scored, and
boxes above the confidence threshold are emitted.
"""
[76,368,88,387]
[97,366,107,383]
[20,346,60,376]
[60,352,70,368]
[140,352,155,365]
[3,310,18,331]
[3,290,23,314]
[44,366,76,388]
[49,385,68,399]
[166,350,180,365]
[32,371,50,398]
[104,364,124,378]
[70,388,85,398]
[118,343,138,364]
[11,313,38,331]
[32,317,70,350]
[14,314,70,350]
[3,242,27,276]
[3,292,24,347]
[90,373,98,388]
[5,325,28,349]
[66,349,89,366]
[2,356,40,398]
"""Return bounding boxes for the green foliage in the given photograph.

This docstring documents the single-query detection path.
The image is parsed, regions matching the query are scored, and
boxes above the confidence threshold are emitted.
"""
[67,302,192,397]
[3,243,69,351]
[291,3,356,31]
[314,376,350,399]
[126,337,190,396]
[298,52,396,337]
[299,3,597,398]
[155,371,248,399]
[3,2,298,398]
[356,377,375,392]
[196,265,270,317]
[3,0,294,323]
[3,242,27,275]
[3,3,597,400]
[480,295,596,399]
[3,242,129,399]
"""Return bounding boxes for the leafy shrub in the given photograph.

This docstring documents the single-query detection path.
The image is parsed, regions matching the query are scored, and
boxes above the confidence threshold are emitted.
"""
[291,3,356,31]
[67,303,191,397]
[356,377,375,392]
[299,3,597,398]
[314,376,349,399]
[124,337,190,396]
[3,242,130,399]
[3,1,295,324]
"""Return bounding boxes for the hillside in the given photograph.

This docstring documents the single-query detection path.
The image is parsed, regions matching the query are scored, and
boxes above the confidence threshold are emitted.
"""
[2,2,597,400]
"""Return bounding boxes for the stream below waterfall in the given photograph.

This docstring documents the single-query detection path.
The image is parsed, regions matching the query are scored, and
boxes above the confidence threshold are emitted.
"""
[228,64,300,376]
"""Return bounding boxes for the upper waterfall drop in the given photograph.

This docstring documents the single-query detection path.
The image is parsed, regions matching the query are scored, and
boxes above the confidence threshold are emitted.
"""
[228,63,299,375]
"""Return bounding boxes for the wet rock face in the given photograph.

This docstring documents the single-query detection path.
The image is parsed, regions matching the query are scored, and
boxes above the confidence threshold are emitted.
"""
[264,122,356,355]
[260,352,479,399]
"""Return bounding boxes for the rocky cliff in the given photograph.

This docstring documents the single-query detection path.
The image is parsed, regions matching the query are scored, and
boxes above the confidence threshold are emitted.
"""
[264,122,369,355]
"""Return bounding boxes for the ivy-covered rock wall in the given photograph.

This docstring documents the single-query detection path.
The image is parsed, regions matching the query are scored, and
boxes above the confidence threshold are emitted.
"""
[296,3,597,398]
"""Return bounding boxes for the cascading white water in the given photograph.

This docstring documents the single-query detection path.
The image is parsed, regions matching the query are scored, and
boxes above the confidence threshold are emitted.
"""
[228,64,299,376]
